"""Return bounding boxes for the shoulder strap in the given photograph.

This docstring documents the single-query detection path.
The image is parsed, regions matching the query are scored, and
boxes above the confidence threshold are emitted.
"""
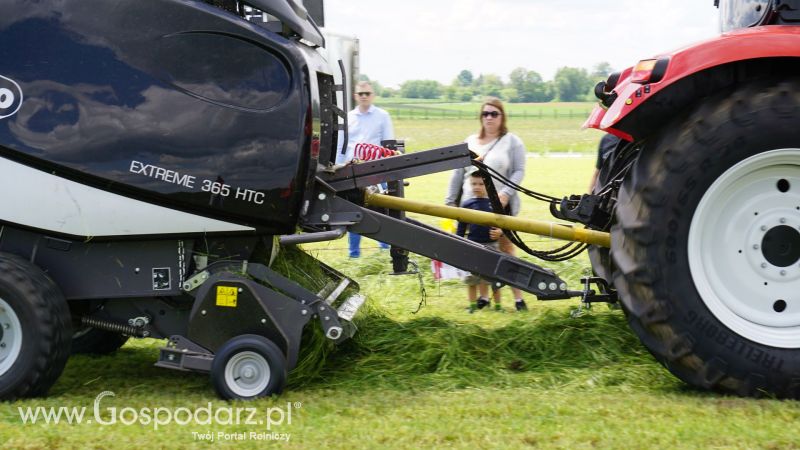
[482,133,506,158]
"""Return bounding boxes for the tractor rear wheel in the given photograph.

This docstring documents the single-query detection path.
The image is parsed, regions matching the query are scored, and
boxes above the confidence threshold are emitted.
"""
[613,80,800,397]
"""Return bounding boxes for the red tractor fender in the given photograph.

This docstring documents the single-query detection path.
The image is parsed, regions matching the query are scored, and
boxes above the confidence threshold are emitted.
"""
[585,25,800,141]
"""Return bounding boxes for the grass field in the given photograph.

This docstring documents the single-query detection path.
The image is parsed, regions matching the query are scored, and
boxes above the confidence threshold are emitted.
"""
[395,119,601,154]
[379,100,600,154]
[377,100,594,118]
[2,119,799,449]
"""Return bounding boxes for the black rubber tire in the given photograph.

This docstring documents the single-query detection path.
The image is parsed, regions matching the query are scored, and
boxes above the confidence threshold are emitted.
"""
[211,334,287,400]
[71,328,129,355]
[587,245,613,283]
[0,253,72,400]
[612,79,800,398]
[588,142,619,284]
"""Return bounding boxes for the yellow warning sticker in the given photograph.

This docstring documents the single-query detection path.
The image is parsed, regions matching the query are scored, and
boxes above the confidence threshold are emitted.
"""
[216,286,238,307]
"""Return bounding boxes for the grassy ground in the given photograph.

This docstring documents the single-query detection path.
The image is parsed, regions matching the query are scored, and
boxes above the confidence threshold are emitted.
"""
[380,99,601,153]
[2,128,799,449]
[395,118,600,154]
[378,100,594,119]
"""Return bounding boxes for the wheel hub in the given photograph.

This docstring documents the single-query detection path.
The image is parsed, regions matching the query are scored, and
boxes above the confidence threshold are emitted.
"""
[745,214,800,282]
[688,149,800,348]
[0,298,23,376]
[224,351,271,397]
[761,225,800,267]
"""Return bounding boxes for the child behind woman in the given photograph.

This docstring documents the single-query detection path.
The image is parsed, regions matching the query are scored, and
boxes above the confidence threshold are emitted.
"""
[456,171,504,311]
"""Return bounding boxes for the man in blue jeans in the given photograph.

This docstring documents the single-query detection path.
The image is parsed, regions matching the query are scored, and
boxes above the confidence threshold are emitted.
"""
[337,81,394,258]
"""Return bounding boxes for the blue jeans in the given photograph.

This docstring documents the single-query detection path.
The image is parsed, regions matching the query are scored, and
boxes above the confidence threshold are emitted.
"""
[349,232,389,257]
[349,232,361,258]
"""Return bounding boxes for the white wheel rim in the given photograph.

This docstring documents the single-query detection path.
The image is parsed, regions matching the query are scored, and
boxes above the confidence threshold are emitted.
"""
[688,148,800,348]
[0,298,23,376]
[223,351,271,397]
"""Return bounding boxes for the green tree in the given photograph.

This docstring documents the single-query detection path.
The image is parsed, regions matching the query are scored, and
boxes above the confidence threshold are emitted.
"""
[591,62,615,79]
[456,87,473,102]
[500,88,518,103]
[471,74,484,95]
[508,67,554,102]
[477,74,504,98]
[456,69,474,87]
[400,80,442,99]
[443,85,458,101]
[445,85,473,102]
[553,67,594,102]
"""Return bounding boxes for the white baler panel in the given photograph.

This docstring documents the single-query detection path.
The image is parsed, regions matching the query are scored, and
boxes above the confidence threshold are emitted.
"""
[0,158,254,237]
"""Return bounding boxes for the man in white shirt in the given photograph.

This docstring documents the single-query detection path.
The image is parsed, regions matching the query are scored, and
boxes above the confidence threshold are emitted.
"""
[336,81,394,166]
[338,81,394,258]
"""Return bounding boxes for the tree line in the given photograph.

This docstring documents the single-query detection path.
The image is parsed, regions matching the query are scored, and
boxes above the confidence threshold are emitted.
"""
[363,62,614,103]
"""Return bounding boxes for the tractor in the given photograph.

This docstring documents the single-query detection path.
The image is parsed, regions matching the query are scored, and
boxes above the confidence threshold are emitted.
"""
[585,0,800,397]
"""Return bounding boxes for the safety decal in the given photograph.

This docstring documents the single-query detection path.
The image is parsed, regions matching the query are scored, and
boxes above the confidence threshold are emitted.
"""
[152,268,171,290]
[215,286,238,307]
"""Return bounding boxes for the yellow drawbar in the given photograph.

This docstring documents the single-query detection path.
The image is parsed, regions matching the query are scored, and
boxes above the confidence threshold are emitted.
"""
[365,192,611,248]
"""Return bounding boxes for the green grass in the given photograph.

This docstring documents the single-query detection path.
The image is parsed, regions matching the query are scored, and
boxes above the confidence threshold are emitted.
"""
[377,100,594,122]
[396,119,601,154]
[2,123,799,449]
[377,99,594,114]
[373,99,602,153]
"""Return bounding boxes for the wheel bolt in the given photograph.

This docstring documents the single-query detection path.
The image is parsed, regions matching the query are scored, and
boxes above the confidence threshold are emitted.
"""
[3,323,8,330]
[780,270,787,276]
[780,218,787,224]
[753,244,760,250]
[761,263,768,268]
[0,343,5,348]
[761,225,767,231]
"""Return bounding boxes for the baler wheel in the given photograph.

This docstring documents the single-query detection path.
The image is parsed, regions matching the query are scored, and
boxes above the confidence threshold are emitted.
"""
[211,334,287,400]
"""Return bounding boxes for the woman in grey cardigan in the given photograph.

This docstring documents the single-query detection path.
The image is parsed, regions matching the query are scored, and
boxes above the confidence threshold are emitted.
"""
[445,98,528,311]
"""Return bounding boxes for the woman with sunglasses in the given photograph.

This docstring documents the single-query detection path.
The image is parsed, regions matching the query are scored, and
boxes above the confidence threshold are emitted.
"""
[445,98,528,311]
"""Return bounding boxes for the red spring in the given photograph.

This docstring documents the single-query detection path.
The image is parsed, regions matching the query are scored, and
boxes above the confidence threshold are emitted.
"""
[353,143,397,162]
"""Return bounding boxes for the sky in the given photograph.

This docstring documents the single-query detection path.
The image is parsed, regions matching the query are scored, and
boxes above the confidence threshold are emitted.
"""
[322,0,721,87]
